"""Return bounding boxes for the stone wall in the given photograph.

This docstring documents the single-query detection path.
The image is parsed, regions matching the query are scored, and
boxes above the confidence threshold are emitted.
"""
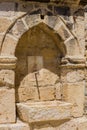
[0,1,87,130]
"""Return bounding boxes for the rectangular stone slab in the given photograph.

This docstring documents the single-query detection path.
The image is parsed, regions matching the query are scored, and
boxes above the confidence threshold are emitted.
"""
[17,101,72,123]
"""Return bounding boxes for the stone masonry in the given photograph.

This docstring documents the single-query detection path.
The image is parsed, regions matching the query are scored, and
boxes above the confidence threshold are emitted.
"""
[0,0,87,130]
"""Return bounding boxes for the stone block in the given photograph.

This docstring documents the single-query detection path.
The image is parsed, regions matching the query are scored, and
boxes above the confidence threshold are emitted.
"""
[0,88,15,123]
[0,18,12,33]
[64,38,81,56]
[9,19,27,39]
[44,16,58,29]
[62,82,85,117]
[56,24,71,41]
[24,14,41,28]
[0,69,15,88]
[1,34,17,56]
[17,87,39,102]
[17,101,72,123]
[39,86,55,101]
[61,68,85,83]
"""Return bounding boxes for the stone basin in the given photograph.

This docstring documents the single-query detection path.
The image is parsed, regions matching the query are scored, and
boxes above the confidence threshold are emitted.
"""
[17,101,72,123]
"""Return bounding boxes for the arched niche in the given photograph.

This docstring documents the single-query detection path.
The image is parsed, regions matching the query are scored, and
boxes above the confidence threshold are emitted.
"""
[15,22,66,102]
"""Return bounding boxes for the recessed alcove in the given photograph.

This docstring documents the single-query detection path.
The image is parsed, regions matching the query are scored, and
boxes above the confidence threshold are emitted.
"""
[15,23,66,103]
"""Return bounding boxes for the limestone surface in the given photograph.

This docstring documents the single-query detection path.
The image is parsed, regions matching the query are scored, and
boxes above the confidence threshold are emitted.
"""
[17,101,72,123]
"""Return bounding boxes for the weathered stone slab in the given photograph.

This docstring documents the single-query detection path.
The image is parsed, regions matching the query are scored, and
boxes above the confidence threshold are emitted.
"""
[0,88,15,123]
[17,101,72,123]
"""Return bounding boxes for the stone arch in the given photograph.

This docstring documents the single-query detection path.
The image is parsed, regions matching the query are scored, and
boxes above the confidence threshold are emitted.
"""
[0,14,81,58]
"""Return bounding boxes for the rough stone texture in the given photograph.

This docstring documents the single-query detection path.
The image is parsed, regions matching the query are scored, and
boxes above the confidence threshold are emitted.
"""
[0,120,29,130]
[0,18,12,33]
[17,101,72,123]
[61,68,85,83]
[74,16,85,57]
[32,117,87,130]
[0,69,15,88]
[39,86,55,101]
[0,1,86,130]
[17,87,39,102]
[58,117,87,130]
[0,87,15,123]
[62,82,85,117]
[55,24,71,41]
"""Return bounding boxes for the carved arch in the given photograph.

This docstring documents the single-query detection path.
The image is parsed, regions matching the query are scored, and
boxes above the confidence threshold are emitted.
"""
[0,14,81,58]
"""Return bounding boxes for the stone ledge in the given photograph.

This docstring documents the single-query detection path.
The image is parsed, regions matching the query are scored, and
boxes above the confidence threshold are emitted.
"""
[17,101,72,123]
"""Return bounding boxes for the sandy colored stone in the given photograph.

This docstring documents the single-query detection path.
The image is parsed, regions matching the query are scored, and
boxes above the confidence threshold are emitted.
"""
[0,88,15,123]
[39,86,55,101]
[57,117,87,130]
[62,82,85,117]
[17,101,72,123]
[55,83,62,100]
[9,19,27,39]
[1,34,17,56]
[64,38,81,56]
[61,68,85,83]
[0,69,15,87]
[0,18,12,33]
[18,87,39,102]
[0,120,29,130]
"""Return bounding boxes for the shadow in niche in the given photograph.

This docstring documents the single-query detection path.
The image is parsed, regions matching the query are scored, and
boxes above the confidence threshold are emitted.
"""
[29,119,70,130]
[15,23,66,103]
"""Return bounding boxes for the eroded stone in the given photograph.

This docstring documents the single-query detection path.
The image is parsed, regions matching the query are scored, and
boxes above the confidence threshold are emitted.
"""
[17,101,72,123]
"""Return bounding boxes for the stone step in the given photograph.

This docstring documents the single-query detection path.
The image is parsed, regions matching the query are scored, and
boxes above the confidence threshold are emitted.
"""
[0,120,29,130]
[17,101,72,123]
